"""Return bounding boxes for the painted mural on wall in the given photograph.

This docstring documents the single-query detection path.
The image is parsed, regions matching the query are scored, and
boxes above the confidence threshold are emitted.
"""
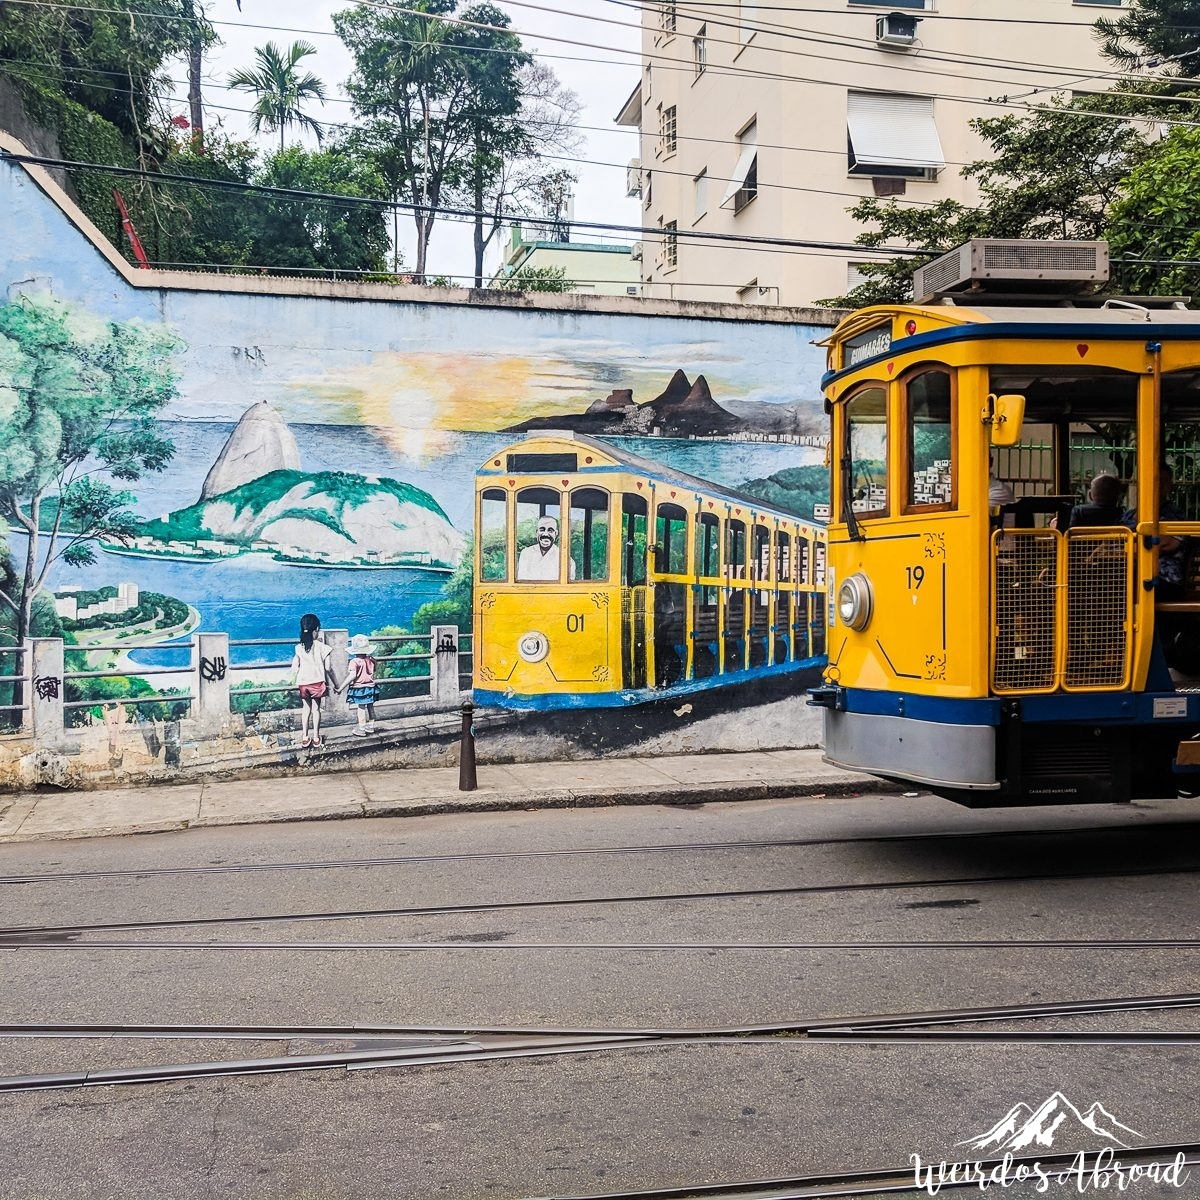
[0,149,834,785]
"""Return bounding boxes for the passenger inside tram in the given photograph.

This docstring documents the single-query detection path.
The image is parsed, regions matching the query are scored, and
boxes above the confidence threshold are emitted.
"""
[517,516,572,581]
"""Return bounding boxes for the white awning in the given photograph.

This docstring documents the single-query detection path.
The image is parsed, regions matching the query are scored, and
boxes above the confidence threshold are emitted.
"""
[720,144,757,206]
[846,92,944,171]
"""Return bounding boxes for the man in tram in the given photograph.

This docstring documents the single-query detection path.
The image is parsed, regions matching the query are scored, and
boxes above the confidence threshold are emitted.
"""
[517,516,576,581]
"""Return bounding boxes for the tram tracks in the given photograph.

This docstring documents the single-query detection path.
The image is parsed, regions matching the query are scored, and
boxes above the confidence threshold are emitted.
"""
[7,936,1200,951]
[5,991,1200,1093]
[535,1142,1200,1199]
[4,860,1200,940]
[1,819,1194,887]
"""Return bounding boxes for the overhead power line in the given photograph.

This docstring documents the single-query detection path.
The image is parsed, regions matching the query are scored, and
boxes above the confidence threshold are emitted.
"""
[0,149,942,258]
[0,0,1165,110]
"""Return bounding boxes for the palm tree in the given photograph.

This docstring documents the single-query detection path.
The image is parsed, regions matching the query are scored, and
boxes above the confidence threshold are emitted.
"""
[228,41,327,152]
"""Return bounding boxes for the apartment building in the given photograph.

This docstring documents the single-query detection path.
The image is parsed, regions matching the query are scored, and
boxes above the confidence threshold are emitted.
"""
[616,0,1123,306]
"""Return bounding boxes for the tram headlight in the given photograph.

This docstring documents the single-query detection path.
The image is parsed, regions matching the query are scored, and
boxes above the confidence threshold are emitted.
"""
[838,573,873,631]
[517,631,550,663]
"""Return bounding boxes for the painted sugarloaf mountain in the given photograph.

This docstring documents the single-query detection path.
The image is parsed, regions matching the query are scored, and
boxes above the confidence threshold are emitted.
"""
[103,402,463,571]
[506,370,756,439]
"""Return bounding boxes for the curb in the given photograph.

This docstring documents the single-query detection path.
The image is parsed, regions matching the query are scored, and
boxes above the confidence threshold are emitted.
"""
[0,773,899,843]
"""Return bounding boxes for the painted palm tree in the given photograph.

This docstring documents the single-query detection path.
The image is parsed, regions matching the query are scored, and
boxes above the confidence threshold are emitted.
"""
[228,41,327,151]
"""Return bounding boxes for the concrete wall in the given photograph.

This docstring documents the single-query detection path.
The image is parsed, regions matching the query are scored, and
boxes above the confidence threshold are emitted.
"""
[0,133,832,788]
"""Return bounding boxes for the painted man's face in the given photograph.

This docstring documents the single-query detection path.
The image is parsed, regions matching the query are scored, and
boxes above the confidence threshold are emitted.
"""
[536,519,558,553]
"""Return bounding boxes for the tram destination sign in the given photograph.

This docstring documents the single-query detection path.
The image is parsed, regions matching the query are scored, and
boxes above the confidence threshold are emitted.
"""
[844,322,893,368]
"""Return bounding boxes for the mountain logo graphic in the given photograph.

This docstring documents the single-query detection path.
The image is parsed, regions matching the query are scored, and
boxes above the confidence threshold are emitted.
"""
[957,1094,1144,1154]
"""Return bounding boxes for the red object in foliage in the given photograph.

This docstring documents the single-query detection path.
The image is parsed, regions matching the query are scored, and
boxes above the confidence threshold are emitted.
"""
[170,114,190,129]
[112,189,150,268]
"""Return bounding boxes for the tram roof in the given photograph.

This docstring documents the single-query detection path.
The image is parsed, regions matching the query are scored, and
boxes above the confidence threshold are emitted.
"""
[492,431,822,529]
[930,303,1200,327]
[824,300,1200,388]
[836,301,1200,336]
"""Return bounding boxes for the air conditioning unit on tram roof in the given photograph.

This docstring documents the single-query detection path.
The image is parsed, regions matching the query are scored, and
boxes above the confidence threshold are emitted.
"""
[913,239,1110,303]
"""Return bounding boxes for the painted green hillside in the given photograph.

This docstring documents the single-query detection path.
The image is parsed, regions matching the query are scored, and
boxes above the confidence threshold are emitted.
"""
[140,470,452,543]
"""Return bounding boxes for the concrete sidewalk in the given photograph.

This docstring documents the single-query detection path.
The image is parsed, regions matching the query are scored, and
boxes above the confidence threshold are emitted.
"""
[0,751,883,844]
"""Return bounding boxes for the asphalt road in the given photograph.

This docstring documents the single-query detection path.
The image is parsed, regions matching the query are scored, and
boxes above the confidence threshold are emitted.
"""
[2,790,1200,1199]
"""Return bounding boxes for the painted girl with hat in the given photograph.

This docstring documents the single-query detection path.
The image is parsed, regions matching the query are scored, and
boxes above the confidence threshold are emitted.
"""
[340,633,379,735]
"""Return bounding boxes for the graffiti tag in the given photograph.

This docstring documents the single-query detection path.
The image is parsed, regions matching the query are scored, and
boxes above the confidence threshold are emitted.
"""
[200,656,227,682]
[34,674,61,701]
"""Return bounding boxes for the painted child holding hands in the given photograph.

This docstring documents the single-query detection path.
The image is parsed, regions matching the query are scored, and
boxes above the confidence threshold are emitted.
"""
[291,612,335,748]
[340,633,379,735]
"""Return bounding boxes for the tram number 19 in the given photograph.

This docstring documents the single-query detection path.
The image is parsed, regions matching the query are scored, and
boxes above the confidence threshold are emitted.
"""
[905,566,925,590]
[566,614,585,633]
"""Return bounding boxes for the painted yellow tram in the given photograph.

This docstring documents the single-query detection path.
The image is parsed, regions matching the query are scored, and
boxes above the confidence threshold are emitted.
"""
[472,433,827,709]
[810,239,1200,806]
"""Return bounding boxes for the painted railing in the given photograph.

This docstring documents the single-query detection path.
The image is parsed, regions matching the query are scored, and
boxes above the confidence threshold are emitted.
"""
[6,627,471,741]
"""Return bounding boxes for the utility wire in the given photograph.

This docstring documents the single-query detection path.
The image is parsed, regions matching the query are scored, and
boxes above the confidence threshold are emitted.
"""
[1,149,941,257]
[0,57,962,201]
[0,0,1161,107]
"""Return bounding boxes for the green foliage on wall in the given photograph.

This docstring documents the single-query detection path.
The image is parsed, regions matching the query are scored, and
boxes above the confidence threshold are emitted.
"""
[737,466,831,521]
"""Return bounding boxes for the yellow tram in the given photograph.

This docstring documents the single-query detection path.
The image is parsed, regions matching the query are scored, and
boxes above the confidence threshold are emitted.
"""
[810,239,1200,805]
[472,432,827,708]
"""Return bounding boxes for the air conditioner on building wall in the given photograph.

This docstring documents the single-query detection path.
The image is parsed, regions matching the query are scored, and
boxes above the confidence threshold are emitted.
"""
[631,241,643,261]
[626,159,642,198]
[875,12,919,47]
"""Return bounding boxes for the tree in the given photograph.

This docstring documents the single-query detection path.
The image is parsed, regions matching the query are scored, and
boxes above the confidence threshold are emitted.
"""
[334,0,464,279]
[227,40,328,152]
[466,64,582,287]
[826,93,1149,307]
[493,264,573,292]
[1107,125,1200,295]
[134,130,259,268]
[0,0,203,234]
[1095,0,1200,77]
[0,0,198,151]
[0,295,182,646]
[247,144,391,272]
[453,5,532,286]
[334,0,580,282]
[123,132,392,275]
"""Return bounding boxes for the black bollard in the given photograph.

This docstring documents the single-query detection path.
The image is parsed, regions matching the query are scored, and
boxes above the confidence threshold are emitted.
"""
[459,700,477,791]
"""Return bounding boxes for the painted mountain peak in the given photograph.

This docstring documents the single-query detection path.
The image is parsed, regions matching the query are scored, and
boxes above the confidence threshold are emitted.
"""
[957,1094,1143,1154]
[200,401,300,501]
[119,470,463,571]
[505,370,815,441]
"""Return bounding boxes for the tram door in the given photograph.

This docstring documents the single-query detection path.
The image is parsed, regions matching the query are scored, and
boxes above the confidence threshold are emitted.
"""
[622,494,649,689]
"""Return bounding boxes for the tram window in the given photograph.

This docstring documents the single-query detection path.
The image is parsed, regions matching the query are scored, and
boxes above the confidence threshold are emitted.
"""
[726,519,747,579]
[695,512,721,578]
[515,486,565,582]
[479,488,508,582]
[655,503,689,574]
[622,494,649,586]
[906,369,954,511]
[813,540,827,586]
[797,536,809,585]
[846,386,888,518]
[568,488,610,582]
[752,524,771,583]
[775,531,793,583]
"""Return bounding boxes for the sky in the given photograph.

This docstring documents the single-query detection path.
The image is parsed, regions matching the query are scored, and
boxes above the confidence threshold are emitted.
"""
[169,0,643,282]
